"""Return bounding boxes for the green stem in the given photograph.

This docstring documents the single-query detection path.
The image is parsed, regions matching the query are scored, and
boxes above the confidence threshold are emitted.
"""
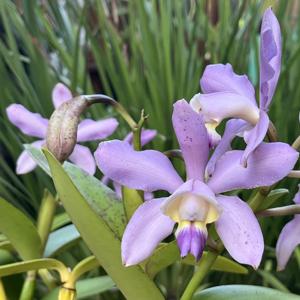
[247,187,271,212]
[0,279,7,300]
[256,204,300,217]
[180,251,218,300]
[19,271,36,300]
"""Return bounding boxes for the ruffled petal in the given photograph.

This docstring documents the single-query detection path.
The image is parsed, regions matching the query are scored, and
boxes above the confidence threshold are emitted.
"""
[206,119,249,177]
[52,83,73,108]
[216,195,264,268]
[190,92,259,125]
[6,104,48,138]
[69,144,96,175]
[260,8,281,110]
[208,143,299,194]
[121,197,174,266]
[241,110,270,165]
[200,63,256,104]
[77,118,119,142]
[276,215,300,271]
[95,140,183,193]
[172,100,209,180]
[16,140,44,174]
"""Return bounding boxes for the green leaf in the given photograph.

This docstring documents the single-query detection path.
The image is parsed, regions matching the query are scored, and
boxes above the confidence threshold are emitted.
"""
[44,224,81,257]
[0,258,68,282]
[0,197,42,260]
[43,149,164,300]
[42,276,116,300]
[64,163,126,238]
[122,187,143,220]
[145,242,248,278]
[259,189,289,210]
[258,270,289,292]
[192,285,300,300]
[26,145,126,238]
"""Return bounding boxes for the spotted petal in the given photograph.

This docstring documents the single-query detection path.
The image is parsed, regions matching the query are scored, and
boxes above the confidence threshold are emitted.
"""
[6,104,48,138]
[172,100,209,180]
[95,140,183,193]
[121,197,174,266]
[216,195,264,268]
[208,143,299,194]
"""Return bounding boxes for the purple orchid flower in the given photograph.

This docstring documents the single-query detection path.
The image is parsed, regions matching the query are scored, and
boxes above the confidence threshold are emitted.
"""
[95,100,298,267]
[6,83,119,175]
[190,8,281,169]
[276,186,300,271]
[102,128,157,200]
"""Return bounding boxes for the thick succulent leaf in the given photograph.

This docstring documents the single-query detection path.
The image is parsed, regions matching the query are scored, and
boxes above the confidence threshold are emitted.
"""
[0,197,42,260]
[25,145,126,238]
[43,149,164,300]
[192,285,299,300]
[145,241,247,278]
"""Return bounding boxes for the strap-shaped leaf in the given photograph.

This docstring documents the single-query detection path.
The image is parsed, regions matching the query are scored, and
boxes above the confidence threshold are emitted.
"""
[43,149,164,300]
[0,197,42,260]
[145,241,247,278]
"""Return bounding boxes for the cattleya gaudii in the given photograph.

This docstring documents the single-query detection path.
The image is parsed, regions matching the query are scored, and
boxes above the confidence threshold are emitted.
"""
[191,8,281,174]
[95,100,298,267]
[6,83,118,175]
[94,7,299,269]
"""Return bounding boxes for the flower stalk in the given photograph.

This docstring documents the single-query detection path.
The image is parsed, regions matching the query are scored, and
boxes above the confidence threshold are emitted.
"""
[180,251,219,300]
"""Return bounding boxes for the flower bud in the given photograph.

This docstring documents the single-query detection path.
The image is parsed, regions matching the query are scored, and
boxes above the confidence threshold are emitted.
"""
[46,96,88,162]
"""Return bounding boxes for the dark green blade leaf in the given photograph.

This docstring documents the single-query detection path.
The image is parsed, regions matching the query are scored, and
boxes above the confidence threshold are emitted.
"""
[43,149,164,299]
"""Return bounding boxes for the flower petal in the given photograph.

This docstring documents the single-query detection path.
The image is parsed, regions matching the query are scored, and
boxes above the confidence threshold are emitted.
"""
[52,83,73,108]
[172,100,209,180]
[95,140,183,193]
[208,143,299,194]
[190,92,259,125]
[16,140,44,174]
[69,144,96,175]
[123,129,157,147]
[161,180,219,224]
[200,63,256,104]
[276,215,300,271]
[6,104,48,138]
[216,195,264,268]
[260,8,281,110]
[77,118,119,142]
[206,119,249,177]
[241,110,270,165]
[121,197,174,266]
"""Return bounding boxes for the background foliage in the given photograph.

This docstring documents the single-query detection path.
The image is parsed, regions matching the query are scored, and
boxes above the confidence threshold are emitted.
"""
[1,0,300,298]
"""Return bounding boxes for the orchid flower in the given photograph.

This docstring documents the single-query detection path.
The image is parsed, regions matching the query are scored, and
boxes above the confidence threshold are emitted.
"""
[276,186,300,271]
[6,83,118,175]
[102,128,157,200]
[190,8,281,170]
[95,100,298,267]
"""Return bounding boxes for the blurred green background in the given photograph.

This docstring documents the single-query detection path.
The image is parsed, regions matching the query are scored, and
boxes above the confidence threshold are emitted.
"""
[1,0,300,298]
